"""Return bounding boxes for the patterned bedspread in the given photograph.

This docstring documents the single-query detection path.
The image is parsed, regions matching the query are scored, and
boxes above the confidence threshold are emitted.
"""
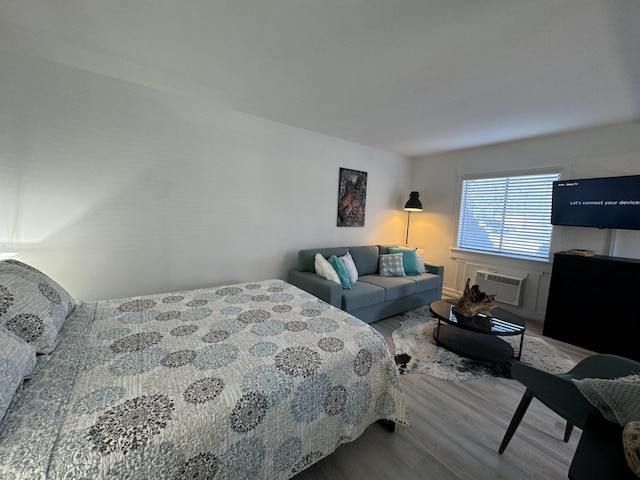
[0,280,408,479]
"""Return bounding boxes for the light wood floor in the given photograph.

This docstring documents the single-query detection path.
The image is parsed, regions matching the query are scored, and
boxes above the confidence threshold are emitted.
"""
[295,315,595,480]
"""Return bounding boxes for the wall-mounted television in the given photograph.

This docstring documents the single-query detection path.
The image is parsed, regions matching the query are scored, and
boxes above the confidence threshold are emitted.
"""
[551,174,640,230]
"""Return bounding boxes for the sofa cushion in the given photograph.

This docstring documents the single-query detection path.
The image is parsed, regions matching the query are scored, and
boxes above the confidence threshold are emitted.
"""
[348,246,379,275]
[359,275,417,301]
[298,247,349,272]
[405,273,441,293]
[341,281,386,311]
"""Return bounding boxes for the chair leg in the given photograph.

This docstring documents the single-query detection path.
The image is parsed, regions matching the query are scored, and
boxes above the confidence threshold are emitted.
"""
[564,422,574,442]
[499,390,534,454]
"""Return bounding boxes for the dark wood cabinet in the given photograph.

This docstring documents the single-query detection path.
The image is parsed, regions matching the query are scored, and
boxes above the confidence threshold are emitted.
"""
[543,252,640,362]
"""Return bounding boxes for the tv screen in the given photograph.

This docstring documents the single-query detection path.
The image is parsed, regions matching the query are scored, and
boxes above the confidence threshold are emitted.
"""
[551,174,640,230]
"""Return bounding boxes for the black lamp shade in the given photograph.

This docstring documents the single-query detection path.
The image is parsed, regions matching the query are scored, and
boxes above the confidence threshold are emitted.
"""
[404,191,423,211]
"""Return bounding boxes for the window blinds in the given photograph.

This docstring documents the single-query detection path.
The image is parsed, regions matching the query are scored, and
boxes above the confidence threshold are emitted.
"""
[457,172,560,259]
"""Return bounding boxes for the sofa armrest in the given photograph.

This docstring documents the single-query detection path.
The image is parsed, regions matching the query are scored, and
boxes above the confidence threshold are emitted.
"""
[425,263,444,277]
[287,270,343,309]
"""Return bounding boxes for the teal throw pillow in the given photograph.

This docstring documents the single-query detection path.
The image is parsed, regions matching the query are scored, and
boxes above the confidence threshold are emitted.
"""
[388,247,422,275]
[328,255,352,289]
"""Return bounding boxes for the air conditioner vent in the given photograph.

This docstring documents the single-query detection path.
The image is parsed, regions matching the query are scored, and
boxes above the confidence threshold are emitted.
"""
[475,270,526,306]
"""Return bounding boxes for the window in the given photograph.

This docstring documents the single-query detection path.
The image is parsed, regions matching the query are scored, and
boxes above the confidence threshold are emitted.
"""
[456,172,560,260]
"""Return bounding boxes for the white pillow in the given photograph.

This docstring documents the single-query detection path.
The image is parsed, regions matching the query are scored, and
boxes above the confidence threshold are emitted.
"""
[415,249,427,273]
[340,251,359,285]
[314,253,341,284]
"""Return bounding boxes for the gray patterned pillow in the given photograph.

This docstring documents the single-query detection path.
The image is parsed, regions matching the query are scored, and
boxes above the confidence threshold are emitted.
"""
[378,253,406,277]
[0,326,37,421]
[0,260,74,353]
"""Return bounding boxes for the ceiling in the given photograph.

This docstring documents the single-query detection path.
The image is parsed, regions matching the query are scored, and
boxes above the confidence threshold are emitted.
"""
[1,0,639,157]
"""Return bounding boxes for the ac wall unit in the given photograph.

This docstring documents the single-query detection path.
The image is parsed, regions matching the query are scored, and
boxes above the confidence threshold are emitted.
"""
[474,270,526,307]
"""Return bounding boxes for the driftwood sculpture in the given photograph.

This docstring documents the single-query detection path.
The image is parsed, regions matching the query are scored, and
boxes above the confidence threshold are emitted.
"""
[453,278,496,318]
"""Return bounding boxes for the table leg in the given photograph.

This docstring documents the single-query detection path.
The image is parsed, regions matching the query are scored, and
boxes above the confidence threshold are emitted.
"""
[515,331,524,360]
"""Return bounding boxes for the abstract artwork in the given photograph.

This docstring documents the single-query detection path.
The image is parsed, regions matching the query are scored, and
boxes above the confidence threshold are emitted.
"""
[337,168,367,227]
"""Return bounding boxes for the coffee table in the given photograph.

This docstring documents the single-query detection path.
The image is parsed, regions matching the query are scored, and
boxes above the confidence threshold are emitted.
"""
[429,299,525,363]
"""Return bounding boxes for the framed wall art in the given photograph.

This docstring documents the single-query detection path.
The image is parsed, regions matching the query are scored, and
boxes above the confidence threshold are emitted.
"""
[337,168,367,227]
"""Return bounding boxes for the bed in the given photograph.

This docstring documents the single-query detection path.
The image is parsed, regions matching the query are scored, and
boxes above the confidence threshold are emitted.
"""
[0,260,408,479]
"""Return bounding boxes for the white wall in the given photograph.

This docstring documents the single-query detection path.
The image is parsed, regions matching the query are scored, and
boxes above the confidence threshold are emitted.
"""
[410,122,640,320]
[0,51,411,301]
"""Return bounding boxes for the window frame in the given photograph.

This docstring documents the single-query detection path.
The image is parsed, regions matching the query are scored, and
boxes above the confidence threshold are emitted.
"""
[452,168,562,262]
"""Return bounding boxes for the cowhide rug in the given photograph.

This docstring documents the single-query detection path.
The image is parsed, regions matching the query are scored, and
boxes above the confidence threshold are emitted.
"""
[391,306,576,382]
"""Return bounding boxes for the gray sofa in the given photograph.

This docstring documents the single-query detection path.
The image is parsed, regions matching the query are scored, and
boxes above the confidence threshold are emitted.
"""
[287,245,444,323]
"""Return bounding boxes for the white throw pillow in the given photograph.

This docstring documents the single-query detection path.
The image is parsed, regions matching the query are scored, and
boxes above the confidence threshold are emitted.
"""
[415,249,427,273]
[340,251,359,285]
[314,253,341,284]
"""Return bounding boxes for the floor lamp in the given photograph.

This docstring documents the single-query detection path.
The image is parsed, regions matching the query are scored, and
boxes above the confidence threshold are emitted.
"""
[404,191,423,245]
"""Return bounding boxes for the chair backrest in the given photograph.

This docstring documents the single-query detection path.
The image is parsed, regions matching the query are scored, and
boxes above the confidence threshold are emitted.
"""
[570,354,640,380]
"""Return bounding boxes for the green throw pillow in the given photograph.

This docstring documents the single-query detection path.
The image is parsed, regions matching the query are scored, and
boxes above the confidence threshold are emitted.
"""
[388,247,422,275]
[328,255,352,289]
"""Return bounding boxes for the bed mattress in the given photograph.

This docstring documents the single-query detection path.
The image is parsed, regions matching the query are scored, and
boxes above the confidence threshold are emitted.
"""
[0,279,408,479]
